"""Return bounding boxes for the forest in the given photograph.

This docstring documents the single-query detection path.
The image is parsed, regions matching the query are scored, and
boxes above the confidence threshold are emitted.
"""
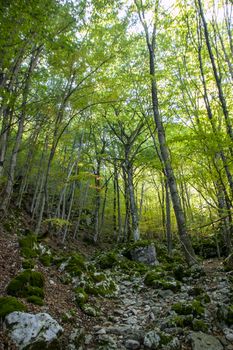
[0,0,233,349]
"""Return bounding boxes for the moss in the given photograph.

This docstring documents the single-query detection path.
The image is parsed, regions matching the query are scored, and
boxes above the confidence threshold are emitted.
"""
[27,295,43,306]
[196,293,211,304]
[39,254,52,267]
[75,287,88,307]
[22,259,35,269]
[188,286,205,296]
[85,279,117,297]
[159,332,172,345]
[19,234,38,258]
[144,271,180,292]
[26,286,44,298]
[220,305,233,325]
[192,319,208,332]
[97,252,118,269]
[118,259,148,274]
[90,272,106,283]
[7,270,44,297]
[82,304,98,317]
[65,253,86,276]
[144,271,164,286]
[172,315,193,327]
[172,299,204,316]
[173,264,191,281]
[0,296,26,319]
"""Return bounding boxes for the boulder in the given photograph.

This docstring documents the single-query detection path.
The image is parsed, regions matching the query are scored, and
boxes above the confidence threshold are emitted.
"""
[5,311,63,350]
[144,330,160,349]
[130,243,159,266]
[189,332,223,350]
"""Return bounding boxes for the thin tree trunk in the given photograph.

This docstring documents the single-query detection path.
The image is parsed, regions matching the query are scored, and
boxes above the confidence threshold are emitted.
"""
[165,178,172,256]
[135,0,197,265]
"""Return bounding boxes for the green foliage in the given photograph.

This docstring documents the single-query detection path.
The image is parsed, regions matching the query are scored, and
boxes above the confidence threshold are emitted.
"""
[0,296,26,319]
[43,218,70,228]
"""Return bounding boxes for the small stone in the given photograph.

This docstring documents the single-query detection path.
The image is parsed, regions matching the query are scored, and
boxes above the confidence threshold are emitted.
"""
[125,339,141,349]
[223,328,233,342]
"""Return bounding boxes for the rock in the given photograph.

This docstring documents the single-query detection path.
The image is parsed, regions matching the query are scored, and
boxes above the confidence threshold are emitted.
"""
[189,332,223,350]
[164,337,181,350]
[5,311,63,350]
[130,243,159,266]
[223,328,233,342]
[144,330,160,349]
[125,339,141,349]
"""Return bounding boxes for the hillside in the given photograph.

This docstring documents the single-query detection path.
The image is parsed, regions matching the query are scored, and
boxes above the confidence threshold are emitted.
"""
[0,211,233,350]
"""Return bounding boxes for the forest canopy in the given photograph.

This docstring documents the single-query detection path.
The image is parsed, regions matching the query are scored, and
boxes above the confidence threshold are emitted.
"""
[0,0,232,265]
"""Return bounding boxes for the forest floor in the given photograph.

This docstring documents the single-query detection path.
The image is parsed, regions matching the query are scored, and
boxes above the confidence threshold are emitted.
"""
[0,222,233,350]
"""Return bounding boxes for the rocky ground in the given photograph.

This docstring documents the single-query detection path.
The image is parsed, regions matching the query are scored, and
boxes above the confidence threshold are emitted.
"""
[0,226,233,350]
[73,259,233,350]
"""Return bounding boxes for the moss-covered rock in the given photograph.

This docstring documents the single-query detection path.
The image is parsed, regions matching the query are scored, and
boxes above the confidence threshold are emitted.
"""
[172,299,204,317]
[172,315,193,327]
[26,295,44,306]
[90,272,106,283]
[144,270,181,292]
[19,234,38,258]
[26,286,44,298]
[85,278,118,298]
[173,264,191,281]
[65,253,86,276]
[118,258,148,275]
[144,270,165,286]
[218,304,233,325]
[192,319,208,332]
[0,296,26,319]
[75,287,88,307]
[22,259,35,269]
[39,254,52,267]
[82,304,99,317]
[7,270,44,298]
[96,252,118,269]
[188,286,205,296]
